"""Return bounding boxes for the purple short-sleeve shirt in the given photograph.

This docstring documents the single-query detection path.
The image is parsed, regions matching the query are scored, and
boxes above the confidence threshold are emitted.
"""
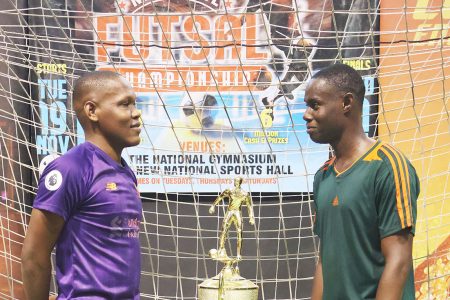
[33,142,142,299]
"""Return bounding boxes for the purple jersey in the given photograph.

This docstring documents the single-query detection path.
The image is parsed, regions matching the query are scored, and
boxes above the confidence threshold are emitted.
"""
[33,142,142,299]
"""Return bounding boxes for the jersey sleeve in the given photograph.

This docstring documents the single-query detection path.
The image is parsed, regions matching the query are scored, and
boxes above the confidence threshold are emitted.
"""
[33,157,87,221]
[375,151,420,239]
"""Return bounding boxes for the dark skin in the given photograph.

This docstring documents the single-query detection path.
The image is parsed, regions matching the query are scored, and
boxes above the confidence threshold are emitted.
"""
[21,210,64,300]
[21,74,141,300]
[76,76,141,163]
[305,78,413,300]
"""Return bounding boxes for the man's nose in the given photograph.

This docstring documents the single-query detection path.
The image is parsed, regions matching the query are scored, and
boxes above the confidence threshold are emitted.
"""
[131,106,141,119]
[303,107,312,122]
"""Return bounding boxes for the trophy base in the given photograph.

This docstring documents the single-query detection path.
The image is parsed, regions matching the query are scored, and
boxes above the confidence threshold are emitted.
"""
[198,271,258,300]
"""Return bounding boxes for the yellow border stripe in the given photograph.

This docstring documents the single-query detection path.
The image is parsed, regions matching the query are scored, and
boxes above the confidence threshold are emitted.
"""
[384,145,411,226]
[363,142,383,161]
[386,144,412,226]
[380,147,406,228]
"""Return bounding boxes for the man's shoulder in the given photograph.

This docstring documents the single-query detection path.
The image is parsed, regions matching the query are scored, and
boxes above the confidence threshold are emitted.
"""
[34,144,95,218]
[370,142,419,188]
[62,142,92,160]
[375,142,414,168]
[45,143,94,175]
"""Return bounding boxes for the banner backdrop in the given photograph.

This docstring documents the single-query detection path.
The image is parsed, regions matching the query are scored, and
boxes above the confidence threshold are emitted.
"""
[32,0,379,193]
[379,0,450,297]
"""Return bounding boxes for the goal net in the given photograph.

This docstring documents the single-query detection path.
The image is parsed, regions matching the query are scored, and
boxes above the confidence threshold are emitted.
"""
[0,0,448,299]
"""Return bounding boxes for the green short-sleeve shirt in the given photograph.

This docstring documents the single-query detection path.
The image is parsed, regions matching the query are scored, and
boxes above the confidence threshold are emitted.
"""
[313,141,419,300]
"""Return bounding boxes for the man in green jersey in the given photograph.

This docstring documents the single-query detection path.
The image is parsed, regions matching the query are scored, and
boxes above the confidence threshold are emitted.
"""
[304,64,419,300]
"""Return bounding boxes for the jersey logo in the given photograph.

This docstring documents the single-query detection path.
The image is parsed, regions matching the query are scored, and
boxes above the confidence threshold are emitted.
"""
[44,170,63,191]
[331,196,339,206]
[106,182,118,191]
[38,154,60,177]
[109,216,123,238]
[363,142,383,161]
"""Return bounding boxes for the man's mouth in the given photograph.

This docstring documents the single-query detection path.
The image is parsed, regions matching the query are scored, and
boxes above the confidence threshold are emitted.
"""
[306,126,316,134]
[130,123,141,132]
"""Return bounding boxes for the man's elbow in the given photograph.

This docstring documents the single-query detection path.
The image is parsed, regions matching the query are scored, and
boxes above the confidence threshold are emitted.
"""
[386,253,412,277]
[399,256,413,275]
[21,247,37,276]
[21,246,48,276]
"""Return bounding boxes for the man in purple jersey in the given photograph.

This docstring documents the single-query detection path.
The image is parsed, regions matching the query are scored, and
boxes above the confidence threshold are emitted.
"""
[22,71,143,300]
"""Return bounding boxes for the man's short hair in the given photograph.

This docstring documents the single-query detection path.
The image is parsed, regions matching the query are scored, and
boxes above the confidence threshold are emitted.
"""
[72,70,122,104]
[311,63,365,103]
[72,71,124,126]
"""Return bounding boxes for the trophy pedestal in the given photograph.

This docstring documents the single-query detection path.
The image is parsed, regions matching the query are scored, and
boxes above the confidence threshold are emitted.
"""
[198,262,258,300]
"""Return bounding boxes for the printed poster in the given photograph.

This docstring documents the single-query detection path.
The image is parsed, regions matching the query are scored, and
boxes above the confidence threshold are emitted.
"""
[33,0,379,192]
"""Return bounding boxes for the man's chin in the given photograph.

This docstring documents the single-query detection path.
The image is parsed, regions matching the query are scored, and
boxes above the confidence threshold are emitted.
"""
[308,134,327,144]
[126,138,142,147]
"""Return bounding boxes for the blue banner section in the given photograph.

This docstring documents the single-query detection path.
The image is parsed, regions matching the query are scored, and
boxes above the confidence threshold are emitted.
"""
[35,76,374,192]
[125,91,325,192]
[36,78,85,155]
[123,76,373,192]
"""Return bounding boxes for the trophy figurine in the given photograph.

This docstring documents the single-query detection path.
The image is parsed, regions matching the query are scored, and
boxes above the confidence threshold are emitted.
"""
[198,177,259,300]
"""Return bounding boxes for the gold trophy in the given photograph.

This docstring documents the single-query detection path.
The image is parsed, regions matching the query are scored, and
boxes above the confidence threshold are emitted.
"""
[198,177,259,300]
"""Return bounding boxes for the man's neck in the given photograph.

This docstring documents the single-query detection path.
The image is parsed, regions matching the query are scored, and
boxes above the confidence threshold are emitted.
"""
[331,132,376,172]
[85,135,123,164]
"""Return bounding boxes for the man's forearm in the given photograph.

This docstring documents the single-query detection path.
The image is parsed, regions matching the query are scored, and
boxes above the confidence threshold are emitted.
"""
[376,259,411,300]
[212,195,224,206]
[247,206,254,219]
[22,259,52,300]
[311,258,323,300]
[246,197,254,219]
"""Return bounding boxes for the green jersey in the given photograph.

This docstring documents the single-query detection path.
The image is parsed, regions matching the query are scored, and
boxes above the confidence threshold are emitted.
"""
[313,141,419,300]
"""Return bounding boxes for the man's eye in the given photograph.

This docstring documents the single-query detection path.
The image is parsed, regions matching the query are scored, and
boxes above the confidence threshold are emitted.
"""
[306,102,318,110]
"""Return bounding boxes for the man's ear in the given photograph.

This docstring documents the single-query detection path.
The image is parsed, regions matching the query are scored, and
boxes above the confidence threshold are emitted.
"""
[84,100,99,122]
[342,92,355,113]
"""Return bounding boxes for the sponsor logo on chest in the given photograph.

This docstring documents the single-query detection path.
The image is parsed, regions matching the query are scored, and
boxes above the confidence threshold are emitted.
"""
[106,182,118,191]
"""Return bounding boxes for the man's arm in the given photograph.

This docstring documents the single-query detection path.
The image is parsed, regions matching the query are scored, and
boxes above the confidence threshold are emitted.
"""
[311,256,323,300]
[22,209,65,300]
[245,194,255,225]
[376,229,413,300]
[209,190,228,214]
